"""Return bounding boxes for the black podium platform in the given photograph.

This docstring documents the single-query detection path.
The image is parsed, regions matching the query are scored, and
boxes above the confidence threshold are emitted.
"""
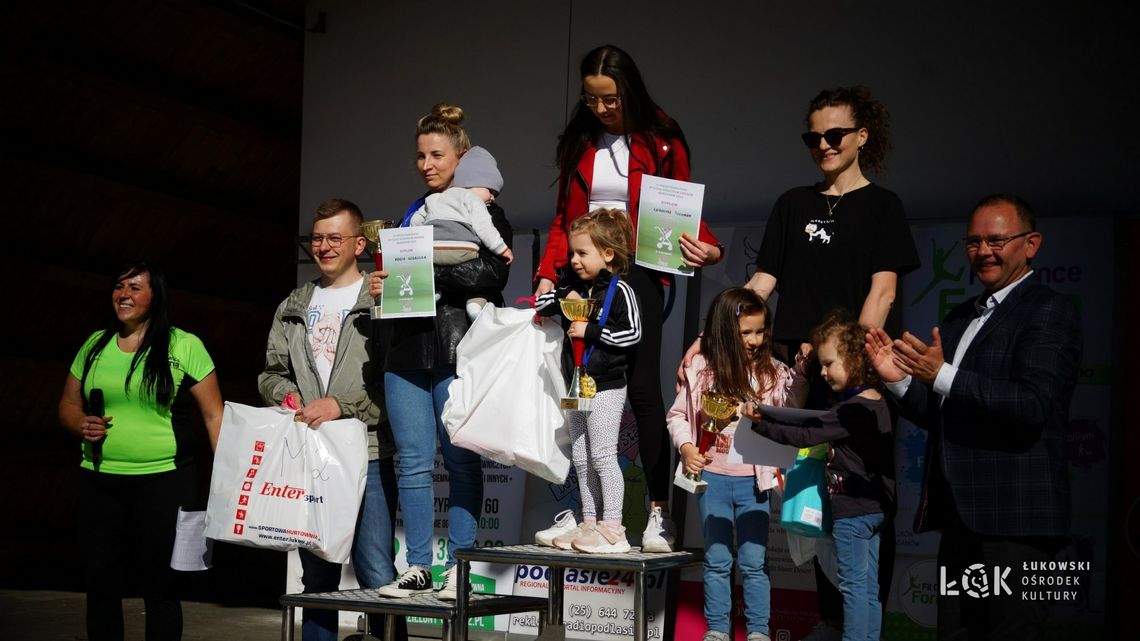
[278,587,546,641]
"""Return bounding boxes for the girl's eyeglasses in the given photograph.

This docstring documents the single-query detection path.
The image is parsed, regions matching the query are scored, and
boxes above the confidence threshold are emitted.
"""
[582,94,621,109]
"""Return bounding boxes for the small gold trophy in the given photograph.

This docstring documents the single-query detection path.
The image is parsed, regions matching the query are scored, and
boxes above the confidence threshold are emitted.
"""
[361,219,397,319]
[674,390,738,494]
[558,297,600,412]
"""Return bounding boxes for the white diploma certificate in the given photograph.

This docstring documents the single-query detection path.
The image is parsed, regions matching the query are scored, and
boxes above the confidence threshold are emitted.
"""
[635,174,704,276]
[380,226,437,318]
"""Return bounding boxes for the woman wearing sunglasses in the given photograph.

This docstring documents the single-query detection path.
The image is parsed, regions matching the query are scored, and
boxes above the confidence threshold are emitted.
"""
[750,86,918,641]
[748,86,918,355]
[534,44,724,552]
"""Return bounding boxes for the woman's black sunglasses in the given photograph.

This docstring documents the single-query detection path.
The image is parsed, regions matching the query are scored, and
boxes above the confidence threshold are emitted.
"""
[801,127,861,148]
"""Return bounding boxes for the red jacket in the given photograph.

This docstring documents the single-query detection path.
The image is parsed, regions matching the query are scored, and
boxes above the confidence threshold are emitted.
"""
[536,127,722,284]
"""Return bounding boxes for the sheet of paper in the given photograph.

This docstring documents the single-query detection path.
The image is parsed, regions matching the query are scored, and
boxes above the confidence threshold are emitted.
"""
[380,226,437,318]
[752,404,829,425]
[635,174,704,276]
[171,507,213,571]
[731,417,801,468]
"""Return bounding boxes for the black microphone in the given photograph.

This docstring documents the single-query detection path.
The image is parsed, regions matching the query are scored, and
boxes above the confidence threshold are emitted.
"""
[88,388,105,469]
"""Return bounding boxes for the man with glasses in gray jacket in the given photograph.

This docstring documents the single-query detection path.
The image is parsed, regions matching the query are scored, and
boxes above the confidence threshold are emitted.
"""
[259,198,405,641]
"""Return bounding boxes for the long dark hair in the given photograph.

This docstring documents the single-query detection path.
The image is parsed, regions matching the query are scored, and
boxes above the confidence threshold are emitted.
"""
[807,85,891,175]
[80,261,175,406]
[555,45,686,189]
[699,288,779,402]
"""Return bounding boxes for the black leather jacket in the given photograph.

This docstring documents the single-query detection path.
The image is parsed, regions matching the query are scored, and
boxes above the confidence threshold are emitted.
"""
[534,268,642,393]
[384,202,512,371]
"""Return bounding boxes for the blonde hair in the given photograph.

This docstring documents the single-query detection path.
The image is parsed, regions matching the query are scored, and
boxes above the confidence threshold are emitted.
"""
[569,208,634,274]
[416,102,471,154]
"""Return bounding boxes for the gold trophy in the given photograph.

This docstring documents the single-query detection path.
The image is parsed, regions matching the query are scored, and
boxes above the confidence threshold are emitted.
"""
[558,297,600,412]
[674,390,738,494]
[361,219,397,319]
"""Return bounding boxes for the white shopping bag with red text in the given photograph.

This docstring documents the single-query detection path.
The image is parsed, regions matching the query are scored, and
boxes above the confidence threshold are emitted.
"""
[204,402,367,563]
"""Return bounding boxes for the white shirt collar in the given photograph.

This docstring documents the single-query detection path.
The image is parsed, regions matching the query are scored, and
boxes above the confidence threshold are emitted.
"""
[976,270,1033,314]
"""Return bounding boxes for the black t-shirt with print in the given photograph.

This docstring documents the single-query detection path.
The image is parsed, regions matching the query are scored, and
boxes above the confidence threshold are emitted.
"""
[755,183,919,343]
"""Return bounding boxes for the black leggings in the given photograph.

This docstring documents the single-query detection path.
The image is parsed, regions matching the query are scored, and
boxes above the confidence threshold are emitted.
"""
[623,264,671,503]
[79,466,196,641]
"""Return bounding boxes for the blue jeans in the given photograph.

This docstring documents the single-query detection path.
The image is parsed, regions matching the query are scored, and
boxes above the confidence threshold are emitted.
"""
[832,512,885,641]
[300,457,406,641]
[385,369,483,568]
[697,472,771,636]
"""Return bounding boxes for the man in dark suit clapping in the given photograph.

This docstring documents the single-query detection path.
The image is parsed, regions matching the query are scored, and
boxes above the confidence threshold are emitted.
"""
[866,194,1081,640]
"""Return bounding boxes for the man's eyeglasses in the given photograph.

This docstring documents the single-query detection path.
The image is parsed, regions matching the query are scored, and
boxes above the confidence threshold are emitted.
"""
[310,234,359,248]
[963,231,1033,251]
[801,127,860,148]
[582,94,621,109]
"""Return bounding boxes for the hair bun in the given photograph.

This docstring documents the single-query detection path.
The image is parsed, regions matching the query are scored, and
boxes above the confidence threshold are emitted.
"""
[430,102,464,125]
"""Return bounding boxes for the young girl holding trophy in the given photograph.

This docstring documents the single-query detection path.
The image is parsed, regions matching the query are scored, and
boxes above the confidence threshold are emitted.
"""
[534,209,642,554]
[668,288,807,641]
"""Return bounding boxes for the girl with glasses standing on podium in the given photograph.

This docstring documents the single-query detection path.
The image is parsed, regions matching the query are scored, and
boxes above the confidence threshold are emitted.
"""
[534,45,725,552]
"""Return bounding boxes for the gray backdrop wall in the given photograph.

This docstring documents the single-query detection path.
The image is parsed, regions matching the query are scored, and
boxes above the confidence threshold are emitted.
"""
[298,0,1136,234]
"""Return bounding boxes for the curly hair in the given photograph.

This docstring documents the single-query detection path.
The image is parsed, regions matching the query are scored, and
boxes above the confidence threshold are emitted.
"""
[568,208,634,275]
[416,102,471,155]
[807,86,891,176]
[810,311,881,391]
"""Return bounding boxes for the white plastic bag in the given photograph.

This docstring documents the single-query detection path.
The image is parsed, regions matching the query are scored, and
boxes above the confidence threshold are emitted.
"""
[785,531,839,590]
[204,402,368,563]
[443,306,572,483]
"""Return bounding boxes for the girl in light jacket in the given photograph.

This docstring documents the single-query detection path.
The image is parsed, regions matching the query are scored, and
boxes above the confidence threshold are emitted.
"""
[668,288,807,641]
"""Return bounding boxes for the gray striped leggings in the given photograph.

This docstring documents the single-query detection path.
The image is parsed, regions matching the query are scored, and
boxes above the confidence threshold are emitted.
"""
[569,386,627,524]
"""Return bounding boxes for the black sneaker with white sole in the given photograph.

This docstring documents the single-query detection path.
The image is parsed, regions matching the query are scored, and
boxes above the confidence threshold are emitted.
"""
[376,566,433,598]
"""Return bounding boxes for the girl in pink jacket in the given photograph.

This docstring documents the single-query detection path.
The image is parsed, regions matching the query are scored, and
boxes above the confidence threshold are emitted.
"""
[668,288,808,641]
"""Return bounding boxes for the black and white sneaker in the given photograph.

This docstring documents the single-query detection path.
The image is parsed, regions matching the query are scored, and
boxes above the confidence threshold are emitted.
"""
[376,566,433,598]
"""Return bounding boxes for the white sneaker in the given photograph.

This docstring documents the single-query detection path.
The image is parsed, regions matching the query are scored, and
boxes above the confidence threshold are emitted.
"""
[641,506,676,553]
[800,621,841,641]
[376,565,433,598]
[553,522,595,550]
[702,631,729,641]
[747,633,772,641]
[436,565,470,601]
[572,522,631,554]
[535,509,578,547]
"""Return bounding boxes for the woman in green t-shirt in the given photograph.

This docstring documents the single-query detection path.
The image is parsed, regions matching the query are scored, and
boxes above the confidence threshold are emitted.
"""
[58,261,223,641]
